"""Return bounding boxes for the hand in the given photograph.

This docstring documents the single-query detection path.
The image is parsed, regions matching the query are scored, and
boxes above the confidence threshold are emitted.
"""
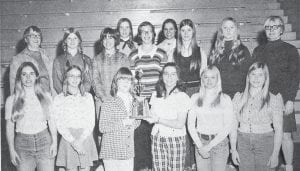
[144,112,159,124]
[197,146,210,159]
[71,140,85,155]
[123,118,135,127]
[49,142,57,158]
[9,149,20,166]
[284,101,294,115]
[267,153,279,168]
[231,150,240,166]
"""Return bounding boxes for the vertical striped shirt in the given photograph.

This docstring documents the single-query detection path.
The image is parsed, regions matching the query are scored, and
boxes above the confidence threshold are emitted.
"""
[129,46,167,98]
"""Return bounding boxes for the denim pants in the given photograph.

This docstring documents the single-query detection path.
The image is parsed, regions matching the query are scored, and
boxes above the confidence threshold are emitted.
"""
[237,131,275,171]
[195,134,229,171]
[15,129,54,171]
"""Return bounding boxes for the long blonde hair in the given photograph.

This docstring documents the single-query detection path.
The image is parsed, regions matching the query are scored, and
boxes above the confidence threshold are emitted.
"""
[197,65,222,107]
[209,17,246,65]
[12,62,51,122]
[236,62,270,113]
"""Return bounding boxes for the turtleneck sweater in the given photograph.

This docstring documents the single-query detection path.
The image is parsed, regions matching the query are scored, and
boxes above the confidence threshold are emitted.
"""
[253,39,300,102]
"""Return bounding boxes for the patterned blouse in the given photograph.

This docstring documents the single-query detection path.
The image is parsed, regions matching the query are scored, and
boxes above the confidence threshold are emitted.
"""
[99,96,140,160]
[53,92,95,143]
[232,92,284,133]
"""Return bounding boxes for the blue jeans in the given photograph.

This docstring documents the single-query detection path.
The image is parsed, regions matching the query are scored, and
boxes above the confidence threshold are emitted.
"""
[15,129,54,171]
[195,134,229,171]
[237,131,275,171]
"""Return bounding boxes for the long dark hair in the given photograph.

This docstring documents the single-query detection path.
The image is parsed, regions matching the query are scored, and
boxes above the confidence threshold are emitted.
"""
[157,18,178,44]
[174,19,202,71]
[155,62,184,98]
[99,27,119,52]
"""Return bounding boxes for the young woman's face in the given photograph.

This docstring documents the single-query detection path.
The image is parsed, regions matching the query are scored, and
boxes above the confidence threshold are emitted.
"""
[25,29,41,49]
[141,25,154,45]
[180,25,193,42]
[67,68,81,88]
[222,20,237,41]
[119,21,131,40]
[249,68,265,89]
[164,22,176,40]
[21,66,37,87]
[265,20,282,41]
[163,66,178,88]
[66,33,80,50]
[117,77,132,93]
[103,35,115,51]
[202,70,218,89]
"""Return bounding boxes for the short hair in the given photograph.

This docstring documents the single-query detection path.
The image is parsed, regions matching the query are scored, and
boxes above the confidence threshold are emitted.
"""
[62,27,83,53]
[110,67,135,97]
[137,21,156,45]
[264,16,285,34]
[99,27,119,50]
[62,65,85,96]
[23,25,43,42]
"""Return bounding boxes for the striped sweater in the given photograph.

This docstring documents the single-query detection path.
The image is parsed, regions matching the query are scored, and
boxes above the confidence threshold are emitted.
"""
[129,46,167,98]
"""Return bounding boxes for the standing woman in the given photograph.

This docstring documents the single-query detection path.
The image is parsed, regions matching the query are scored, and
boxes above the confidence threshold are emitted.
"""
[145,63,190,171]
[174,19,207,169]
[252,16,300,171]
[230,62,283,171]
[53,27,92,94]
[116,18,137,57]
[129,21,167,170]
[53,65,98,171]
[99,67,140,171]
[6,62,57,171]
[209,17,253,98]
[188,66,234,171]
[157,19,178,62]
[92,27,130,117]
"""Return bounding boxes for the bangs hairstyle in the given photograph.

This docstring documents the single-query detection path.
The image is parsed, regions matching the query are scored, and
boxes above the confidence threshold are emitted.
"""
[197,65,222,107]
[117,18,134,40]
[209,17,245,65]
[99,27,119,50]
[62,27,83,53]
[155,62,184,98]
[110,67,135,97]
[62,65,85,96]
[264,16,285,34]
[12,62,51,122]
[23,25,43,42]
[237,62,270,114]
[157,18,178,44]
[136,21,156,45]
[174,19,201,71]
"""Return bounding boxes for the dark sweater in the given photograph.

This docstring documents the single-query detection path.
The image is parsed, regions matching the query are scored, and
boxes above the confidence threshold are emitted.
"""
[213,41,253,98]
[253,39,300,102]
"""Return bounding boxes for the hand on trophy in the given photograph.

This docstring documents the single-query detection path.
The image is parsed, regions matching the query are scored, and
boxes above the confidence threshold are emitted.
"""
[123,118,135,127]
[144,109,159,124]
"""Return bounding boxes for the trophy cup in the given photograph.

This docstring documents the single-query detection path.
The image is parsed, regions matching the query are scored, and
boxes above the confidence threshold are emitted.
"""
[130,69,150,119]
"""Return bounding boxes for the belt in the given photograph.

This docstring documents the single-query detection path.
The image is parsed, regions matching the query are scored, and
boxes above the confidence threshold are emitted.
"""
[199,133,216,141]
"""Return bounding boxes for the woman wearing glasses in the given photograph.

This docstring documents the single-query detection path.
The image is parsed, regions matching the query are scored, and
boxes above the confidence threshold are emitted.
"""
[9,26,54,95]
[252,16,300,171]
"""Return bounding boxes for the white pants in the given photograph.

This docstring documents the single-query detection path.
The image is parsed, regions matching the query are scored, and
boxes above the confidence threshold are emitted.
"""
[103,158,134,171]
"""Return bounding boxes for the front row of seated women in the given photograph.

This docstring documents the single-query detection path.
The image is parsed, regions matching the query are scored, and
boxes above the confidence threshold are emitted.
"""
[6,61,283,171]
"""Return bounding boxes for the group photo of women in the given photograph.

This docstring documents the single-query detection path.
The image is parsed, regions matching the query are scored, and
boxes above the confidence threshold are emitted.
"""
[5,14,299,171]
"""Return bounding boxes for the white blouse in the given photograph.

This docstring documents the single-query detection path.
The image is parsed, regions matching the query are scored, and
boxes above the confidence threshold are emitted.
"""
[53,92,95,143]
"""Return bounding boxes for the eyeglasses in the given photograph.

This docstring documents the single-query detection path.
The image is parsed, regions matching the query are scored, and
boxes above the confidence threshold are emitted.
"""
[27,34,41,39]
[163,72,177,77]
[264,25,281,31]
[67,74,81,78]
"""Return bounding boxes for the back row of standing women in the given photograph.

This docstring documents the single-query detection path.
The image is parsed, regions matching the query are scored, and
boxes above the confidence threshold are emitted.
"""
[6,15,299,171]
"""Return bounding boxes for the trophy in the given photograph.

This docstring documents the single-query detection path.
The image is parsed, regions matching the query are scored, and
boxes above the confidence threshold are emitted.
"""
[130,69,150,119]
